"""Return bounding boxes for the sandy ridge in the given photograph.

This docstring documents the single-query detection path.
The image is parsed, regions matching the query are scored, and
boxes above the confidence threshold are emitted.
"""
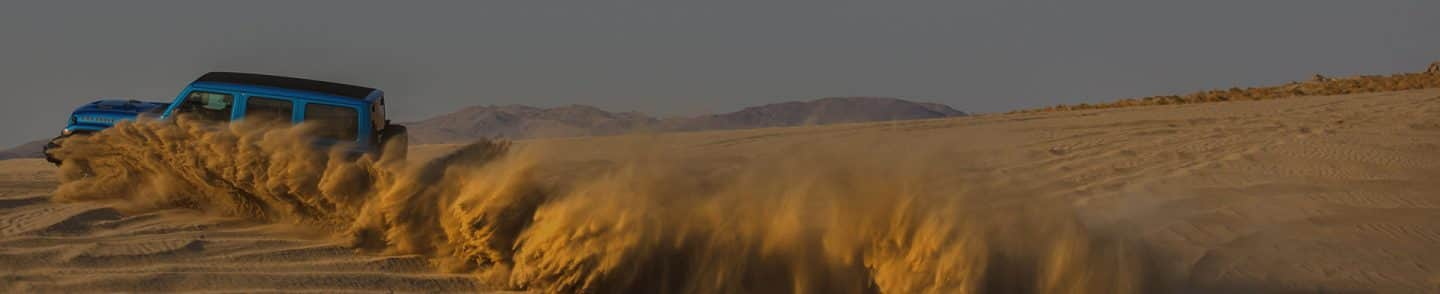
[2,89,1440,292]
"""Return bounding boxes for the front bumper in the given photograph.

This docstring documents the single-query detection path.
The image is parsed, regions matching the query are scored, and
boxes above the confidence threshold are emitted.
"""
[44,131,95,165]
[43,136,63,165]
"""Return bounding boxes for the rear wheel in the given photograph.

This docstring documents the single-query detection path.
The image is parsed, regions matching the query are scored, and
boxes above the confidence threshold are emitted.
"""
[378,125,408,162]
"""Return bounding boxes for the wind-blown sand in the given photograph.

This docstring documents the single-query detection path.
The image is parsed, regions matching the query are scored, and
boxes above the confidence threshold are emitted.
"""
[4,89,1440,292]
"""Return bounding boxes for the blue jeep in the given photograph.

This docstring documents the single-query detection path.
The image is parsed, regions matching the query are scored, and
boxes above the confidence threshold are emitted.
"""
[44,72,408,164]
[43,99,170,163]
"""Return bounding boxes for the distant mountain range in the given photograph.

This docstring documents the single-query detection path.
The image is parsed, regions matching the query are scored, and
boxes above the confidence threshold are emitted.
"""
[0,139,46,160]
[403,97,966,144]
[403,104,657,143]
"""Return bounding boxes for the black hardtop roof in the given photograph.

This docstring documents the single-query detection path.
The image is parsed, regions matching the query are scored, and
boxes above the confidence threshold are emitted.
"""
[194,72,377,100]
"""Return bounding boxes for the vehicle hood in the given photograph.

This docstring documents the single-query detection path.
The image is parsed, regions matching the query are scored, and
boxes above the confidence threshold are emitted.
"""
[72,99,169,116]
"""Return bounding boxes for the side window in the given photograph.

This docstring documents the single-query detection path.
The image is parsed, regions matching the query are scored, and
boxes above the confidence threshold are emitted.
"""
[244,96,293,124]
[304,103,359,141]
[173,91,234,122]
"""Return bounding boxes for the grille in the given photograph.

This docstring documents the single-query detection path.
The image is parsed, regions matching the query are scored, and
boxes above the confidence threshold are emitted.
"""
[75,115,124,125]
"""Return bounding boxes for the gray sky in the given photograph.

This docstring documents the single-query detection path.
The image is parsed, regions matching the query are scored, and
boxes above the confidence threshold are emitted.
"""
[1,0,1436,148]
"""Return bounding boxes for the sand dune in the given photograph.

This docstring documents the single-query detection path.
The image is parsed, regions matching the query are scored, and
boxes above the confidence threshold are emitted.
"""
[403,97,965,144]
[3,89,1440,292]
[0,160,483,293]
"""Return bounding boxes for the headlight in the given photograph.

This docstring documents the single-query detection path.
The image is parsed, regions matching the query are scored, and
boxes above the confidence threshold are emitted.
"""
[62,128,74,136]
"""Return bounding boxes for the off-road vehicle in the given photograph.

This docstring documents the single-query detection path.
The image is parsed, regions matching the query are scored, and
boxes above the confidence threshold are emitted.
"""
[44,72,407,164]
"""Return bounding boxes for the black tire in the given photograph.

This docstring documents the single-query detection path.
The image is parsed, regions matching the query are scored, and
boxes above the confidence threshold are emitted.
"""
[378,124,408,161]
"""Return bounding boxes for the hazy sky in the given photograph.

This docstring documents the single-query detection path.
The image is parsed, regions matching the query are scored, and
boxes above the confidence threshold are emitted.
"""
[1,1,1436,148]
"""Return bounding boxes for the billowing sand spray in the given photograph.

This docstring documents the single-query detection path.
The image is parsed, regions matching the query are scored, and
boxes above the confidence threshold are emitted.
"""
[53,119,1159,293]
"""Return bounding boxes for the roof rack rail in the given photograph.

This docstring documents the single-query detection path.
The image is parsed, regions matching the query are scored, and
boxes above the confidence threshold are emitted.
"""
[194,72,376,99]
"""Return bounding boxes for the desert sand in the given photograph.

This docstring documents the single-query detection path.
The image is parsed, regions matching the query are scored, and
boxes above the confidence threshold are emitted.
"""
[4,88,1440,293]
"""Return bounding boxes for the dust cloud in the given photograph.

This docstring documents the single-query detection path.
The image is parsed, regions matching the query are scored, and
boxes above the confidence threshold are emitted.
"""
[51,118,1160,293]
